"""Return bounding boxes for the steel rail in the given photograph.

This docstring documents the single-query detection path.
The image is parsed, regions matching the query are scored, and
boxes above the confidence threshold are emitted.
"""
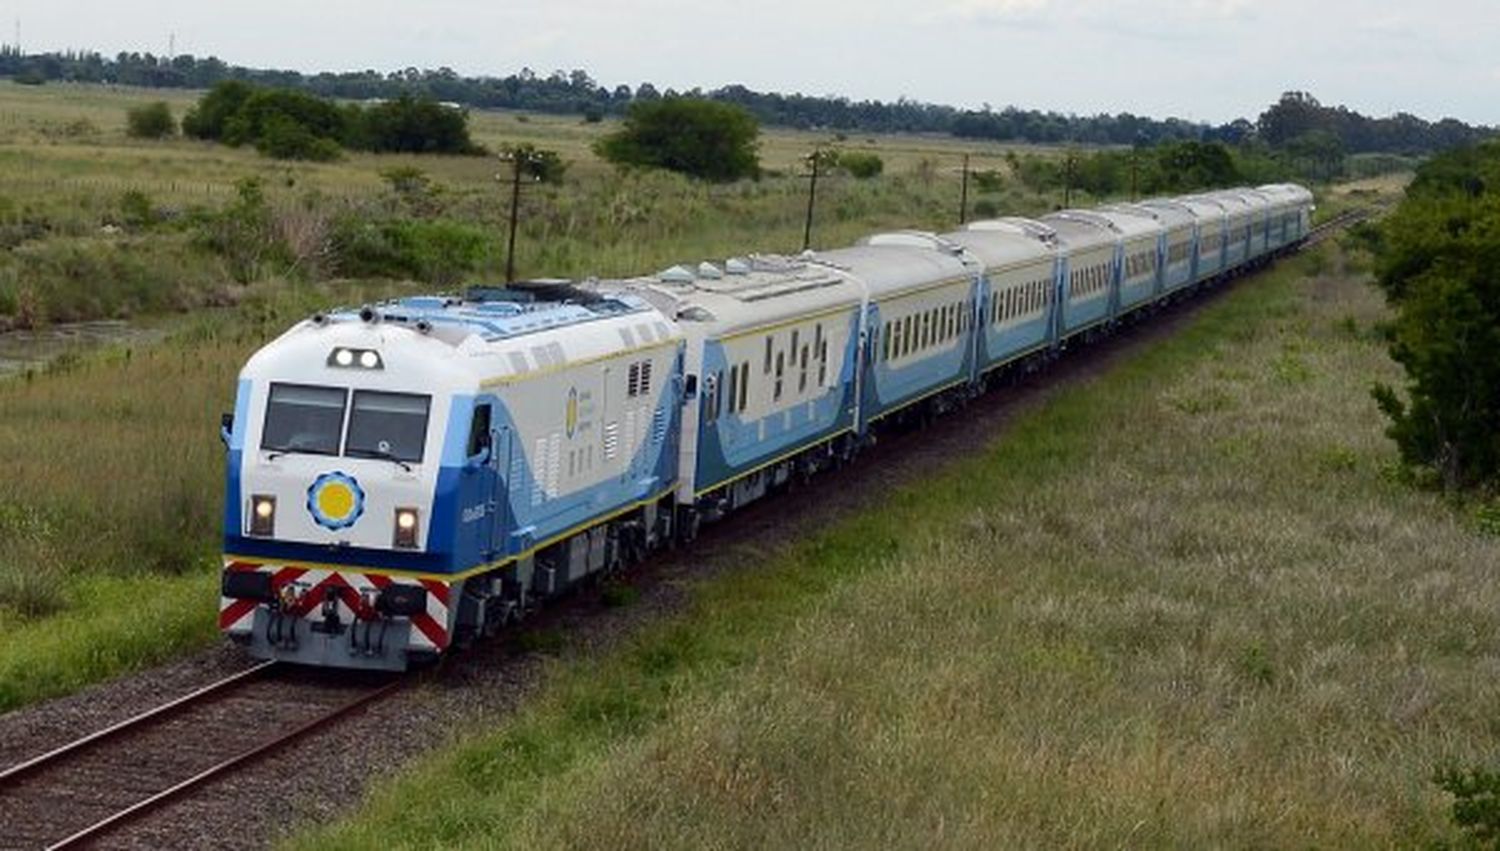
[44,676,404,850]
[0,660,279,788]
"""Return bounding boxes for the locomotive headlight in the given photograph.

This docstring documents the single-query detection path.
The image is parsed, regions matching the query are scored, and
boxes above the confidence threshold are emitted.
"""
[249,495,276,537]
[327,348,384,370]
[394,507,419,549]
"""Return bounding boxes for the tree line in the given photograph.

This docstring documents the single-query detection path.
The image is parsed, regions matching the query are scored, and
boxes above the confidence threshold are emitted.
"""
[177,81,481,160]
[1,46,1490,155]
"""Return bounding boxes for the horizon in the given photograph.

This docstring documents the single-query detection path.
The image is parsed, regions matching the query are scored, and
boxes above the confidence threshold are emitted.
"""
[4,0,1497,128]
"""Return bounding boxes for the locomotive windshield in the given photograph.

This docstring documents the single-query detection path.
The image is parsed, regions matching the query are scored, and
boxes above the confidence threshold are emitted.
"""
[261,383,345,456]
[345,391,431,464]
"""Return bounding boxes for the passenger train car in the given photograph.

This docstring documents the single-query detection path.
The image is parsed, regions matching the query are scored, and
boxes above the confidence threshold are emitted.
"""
[219,183,1314,670]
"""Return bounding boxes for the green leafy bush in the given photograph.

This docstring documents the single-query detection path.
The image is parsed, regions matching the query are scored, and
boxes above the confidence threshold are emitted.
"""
[1370,141,1500,490]
[1436,766,1500,846]
[595,97,759,182]
[125,101,175,139]
[839,151,884,179]
[332,218,490,286]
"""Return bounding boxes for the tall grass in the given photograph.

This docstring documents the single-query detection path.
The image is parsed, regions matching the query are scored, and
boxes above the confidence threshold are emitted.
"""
[289,243,1499,849]
[0,81,1079,331]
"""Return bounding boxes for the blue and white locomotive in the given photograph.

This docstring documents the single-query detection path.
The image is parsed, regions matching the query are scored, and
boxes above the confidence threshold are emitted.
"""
[219,184,1314,670]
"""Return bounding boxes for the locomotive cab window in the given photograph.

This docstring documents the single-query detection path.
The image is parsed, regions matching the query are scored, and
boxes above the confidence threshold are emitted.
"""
[345,390,431,464]
[467,403,492,458]
[262,383,345,456]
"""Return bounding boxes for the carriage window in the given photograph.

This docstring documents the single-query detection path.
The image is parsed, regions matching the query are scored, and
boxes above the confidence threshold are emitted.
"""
[739,363,750,412]
[467,403,492,457]
[262,383,345,456]
[346,390,431,464]
[774,352,785,400]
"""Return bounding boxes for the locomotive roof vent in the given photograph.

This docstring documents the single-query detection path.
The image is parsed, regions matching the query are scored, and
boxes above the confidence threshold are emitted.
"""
[725,257,751,275]
[696,261,723,280]
[658,265,695,285]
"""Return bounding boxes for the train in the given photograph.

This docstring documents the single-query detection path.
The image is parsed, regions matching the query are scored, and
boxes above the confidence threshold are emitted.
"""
[218,183,1315,670]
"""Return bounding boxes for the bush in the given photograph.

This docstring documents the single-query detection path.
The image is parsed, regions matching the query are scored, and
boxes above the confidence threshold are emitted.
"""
[333,218,490,286]
[254,113,342,162]
[839,151,884,179]
[125,101,175,139]
[1371,141,1500,490]
[357,95,482,155]
[595,97,759,182]
[182,80,255,140]
[118,190,157,230]
[1436,766,1500,846]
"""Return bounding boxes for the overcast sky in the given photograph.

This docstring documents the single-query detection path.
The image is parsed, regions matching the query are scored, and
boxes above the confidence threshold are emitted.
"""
[8,0,1498,126]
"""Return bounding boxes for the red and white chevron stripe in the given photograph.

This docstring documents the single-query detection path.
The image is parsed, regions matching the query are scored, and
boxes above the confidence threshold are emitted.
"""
[219,560,451,651]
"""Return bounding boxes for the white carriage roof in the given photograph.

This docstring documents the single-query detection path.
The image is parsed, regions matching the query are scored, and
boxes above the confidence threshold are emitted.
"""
[939,224,1055,271]
[811,243,972,297]
[1040,211,1120,250]
[591,254,866,338]
[1102,202,1196,230]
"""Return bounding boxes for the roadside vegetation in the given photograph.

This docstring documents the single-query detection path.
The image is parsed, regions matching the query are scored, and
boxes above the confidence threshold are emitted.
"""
[1363,140,1500,493]
[290,238,1500,849]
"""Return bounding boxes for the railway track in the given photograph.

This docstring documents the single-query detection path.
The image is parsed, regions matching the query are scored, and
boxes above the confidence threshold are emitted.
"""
[0,663,401,850]
[1304,207,1370,246]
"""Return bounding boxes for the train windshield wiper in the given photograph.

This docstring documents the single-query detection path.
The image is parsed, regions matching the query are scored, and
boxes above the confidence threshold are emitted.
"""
[352,447,414,472]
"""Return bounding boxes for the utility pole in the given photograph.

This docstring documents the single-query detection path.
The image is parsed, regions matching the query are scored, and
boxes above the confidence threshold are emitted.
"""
[958,153,970,225]
[802,148,825,251]
[1130,149,1139,202]
[499,148,537,284]
[1063,150,1076,208]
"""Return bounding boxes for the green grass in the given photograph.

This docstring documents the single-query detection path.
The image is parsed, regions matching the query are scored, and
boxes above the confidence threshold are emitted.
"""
[287,242,1499,849]
[0,81,1087,332]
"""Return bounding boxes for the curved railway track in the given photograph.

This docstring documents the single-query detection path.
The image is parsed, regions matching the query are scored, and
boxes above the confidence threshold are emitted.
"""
[0,206,1368,851]
[0,663,402,850]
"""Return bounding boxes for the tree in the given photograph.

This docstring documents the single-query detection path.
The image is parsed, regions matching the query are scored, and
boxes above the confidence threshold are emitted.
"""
[1370,141,1500,490]
[594,97,759,182]
[181,80,254,139]
[358,95,482,154]
[125,101,175,139]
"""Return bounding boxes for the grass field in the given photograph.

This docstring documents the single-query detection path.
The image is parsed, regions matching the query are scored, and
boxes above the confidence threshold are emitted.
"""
[287,239,1500,849]
[0,79,1065,330]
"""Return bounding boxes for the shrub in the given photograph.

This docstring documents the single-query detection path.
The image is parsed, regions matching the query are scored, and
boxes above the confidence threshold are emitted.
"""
[1436,766,1500,846]
[839,151,884,179]
[254,113,342,162]
[182,80,255,140]
[595,97,759,182]
[125,101,175,139]
[118,190,157,230]
[333,218,490,286]
[357,95,482,155]
[1370,141,1500,491]
[972,199,1000,218]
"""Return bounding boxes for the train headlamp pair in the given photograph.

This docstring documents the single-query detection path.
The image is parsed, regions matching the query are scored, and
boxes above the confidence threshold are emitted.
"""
[250,494,418,549]
[327,347,384,370]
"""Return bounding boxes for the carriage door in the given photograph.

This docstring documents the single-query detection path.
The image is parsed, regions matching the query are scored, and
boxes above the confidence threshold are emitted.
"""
[465,402,501,562]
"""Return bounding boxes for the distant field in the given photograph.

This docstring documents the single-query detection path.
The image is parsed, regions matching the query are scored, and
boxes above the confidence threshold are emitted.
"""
[290,240,1500,850]
[0,79,1058,330]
